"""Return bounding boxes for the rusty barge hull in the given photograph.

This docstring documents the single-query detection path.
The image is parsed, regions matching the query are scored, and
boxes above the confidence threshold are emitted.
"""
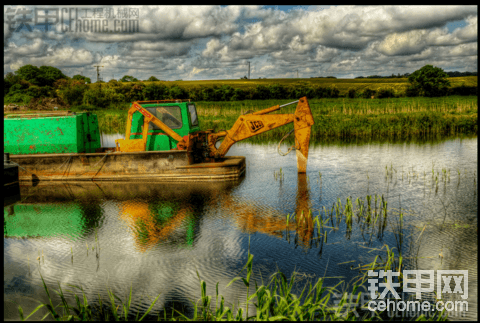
[10,149,246,182]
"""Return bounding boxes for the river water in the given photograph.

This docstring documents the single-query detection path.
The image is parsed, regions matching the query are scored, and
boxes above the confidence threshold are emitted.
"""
[4,136,477,320]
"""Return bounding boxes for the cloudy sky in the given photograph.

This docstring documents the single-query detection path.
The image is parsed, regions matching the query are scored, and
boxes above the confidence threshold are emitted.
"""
[3,5,477,81]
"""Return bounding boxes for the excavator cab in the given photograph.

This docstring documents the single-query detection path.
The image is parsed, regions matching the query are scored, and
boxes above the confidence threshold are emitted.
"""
[116,100,200,152]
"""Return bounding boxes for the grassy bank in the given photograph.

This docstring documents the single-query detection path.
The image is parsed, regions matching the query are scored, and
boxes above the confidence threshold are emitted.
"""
[89,96,477,142]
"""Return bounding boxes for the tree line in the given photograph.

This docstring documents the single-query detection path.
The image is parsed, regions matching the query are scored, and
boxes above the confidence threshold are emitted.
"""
[3,64,478,108]
[354,71,477,78]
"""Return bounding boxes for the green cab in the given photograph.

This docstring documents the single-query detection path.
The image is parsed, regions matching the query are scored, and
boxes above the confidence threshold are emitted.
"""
[129,101,201,151]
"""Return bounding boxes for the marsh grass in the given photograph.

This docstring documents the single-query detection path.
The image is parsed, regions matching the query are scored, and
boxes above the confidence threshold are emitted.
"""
[17,238,448,321]
[93,97,477,143]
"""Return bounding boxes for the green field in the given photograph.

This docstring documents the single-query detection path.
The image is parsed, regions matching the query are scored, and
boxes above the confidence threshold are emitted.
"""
[143,76,478,88]
[94,76,477,97]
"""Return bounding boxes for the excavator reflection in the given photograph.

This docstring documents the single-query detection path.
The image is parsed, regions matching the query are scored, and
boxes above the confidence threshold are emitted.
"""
[223,174,314,248]
[115,174,315,251]
[119,200,195,252]
[12,176,316,250]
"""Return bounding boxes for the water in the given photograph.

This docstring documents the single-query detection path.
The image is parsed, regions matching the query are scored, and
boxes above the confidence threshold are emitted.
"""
[4,136,477,320]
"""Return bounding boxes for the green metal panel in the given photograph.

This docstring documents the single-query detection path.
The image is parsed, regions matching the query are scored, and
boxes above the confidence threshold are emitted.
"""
[4,112,101,154]
[82,113,101,153]
[4,203,84,239]
[129,102,201,151]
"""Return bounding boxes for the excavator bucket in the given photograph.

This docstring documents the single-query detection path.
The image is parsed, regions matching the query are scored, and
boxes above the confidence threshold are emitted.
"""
[293,97,314,173]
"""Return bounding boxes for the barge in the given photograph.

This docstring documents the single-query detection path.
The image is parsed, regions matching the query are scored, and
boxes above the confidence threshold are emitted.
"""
[10,150,246,182]
[4,98,313,182]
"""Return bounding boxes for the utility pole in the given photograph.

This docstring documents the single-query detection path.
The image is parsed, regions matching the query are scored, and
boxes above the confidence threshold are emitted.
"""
[296,70,299,78]
[247,61,250,79]
[94,65,104,82]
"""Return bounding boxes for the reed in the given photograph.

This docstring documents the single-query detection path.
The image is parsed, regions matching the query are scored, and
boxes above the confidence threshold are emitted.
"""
[91,97,477,141]
[18,234,448,321]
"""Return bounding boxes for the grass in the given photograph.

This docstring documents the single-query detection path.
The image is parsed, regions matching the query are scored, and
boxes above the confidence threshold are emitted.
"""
[91,76,477,97]
[14,236,449,321]
[197,96,477,143]
[86,96,477,144]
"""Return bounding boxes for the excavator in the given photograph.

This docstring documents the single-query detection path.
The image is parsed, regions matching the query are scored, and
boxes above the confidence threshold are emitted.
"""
[4,97,314,182]
[115,97,314,173]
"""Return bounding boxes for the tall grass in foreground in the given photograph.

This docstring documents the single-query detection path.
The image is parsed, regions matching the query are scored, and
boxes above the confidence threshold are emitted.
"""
[16,239,448,321]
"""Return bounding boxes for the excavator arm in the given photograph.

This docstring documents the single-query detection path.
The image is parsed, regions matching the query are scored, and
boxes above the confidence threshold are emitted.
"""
[207,97,314,172]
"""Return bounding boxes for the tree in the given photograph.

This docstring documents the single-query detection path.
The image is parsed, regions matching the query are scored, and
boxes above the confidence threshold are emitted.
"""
[72,74,92,84]
[39,66,68,86]
[408,65,450,97]
[5,72,21,85]
[14,64,68,86]
[120,75,138,82]
[15,64,42,85]
[147,76,159,82]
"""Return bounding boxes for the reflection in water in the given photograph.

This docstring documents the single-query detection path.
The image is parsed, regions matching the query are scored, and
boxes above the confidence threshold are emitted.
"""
[4,138,477,320]
[222,174,314,248]
[119,200,194,252]
[295,174,314,246]
[4,203,84,239]
[4,182,21,208]
[8,180,242,247]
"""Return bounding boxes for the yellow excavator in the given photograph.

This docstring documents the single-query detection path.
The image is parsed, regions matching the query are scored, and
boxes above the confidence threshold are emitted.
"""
[115,97,314,172]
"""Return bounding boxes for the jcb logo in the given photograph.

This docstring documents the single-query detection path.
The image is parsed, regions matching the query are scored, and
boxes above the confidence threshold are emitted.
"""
[248,120,264,132]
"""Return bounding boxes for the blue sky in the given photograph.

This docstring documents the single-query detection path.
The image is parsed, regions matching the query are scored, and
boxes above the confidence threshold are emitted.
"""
[3,5,477,80]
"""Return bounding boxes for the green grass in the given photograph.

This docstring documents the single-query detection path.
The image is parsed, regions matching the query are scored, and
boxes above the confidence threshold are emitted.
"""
[91,96,477,145]
[14,247,449,321]
[202,96,477,142]
[14,238,449,321]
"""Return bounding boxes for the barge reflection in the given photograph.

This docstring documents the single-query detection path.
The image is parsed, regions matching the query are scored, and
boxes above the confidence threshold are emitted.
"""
[6,181,242,248]
[8,175,315,249]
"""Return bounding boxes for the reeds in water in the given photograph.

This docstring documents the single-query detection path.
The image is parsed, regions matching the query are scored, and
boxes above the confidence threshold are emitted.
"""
[18,236,447,321]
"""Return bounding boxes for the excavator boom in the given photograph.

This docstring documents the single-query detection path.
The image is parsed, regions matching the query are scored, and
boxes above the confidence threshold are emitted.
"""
[208,97,314,173]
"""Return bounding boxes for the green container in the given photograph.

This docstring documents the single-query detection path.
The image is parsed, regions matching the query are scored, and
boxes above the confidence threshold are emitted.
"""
[4,112,101,154]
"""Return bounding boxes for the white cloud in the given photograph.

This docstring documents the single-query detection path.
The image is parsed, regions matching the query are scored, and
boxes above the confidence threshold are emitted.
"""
[376,30,428,56]
[3,5,477,79]
[5,38,48,56]
[188,67,205,78]
[259,64,274,72]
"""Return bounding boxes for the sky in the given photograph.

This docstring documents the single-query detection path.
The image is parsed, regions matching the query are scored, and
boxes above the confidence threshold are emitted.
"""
[3,5,478,81]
